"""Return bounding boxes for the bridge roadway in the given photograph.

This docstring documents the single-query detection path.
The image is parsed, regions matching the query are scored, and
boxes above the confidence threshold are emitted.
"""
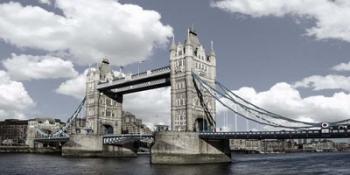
[35,128,350,144]
[97,66,171,95]
[103,133,154,145]
[199,129,350,140]
[34,137,70,143]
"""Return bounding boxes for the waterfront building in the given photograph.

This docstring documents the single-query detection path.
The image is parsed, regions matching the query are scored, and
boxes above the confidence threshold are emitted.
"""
[303,140,336,152]
[0,119,28,146]
[230,139,298,153]
[230,139,262,153]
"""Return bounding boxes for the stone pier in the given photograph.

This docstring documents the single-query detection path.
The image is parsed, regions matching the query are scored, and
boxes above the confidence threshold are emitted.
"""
[62,134,137,157]
[151,132,231,164]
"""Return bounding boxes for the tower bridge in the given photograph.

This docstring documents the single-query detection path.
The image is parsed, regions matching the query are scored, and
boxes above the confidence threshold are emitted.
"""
[33,28,350,164]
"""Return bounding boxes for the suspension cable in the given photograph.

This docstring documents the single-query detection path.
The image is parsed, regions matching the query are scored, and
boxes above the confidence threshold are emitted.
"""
[192,73,316,129]
[216,81,319,126]
[36,97,86,138]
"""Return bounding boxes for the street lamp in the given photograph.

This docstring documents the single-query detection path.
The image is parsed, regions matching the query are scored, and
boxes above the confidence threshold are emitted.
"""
[119,66,124,75]
[138,60,144,75]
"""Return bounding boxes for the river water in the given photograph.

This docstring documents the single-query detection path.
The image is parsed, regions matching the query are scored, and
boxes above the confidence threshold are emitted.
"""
[0,152,349,175]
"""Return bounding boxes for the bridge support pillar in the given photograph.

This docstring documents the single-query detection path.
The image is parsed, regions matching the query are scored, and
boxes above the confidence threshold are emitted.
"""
[62,134,137,157]
[151,132,231,164]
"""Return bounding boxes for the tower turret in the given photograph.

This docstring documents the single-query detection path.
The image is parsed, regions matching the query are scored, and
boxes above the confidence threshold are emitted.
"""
[170,28,216,132]
[170,36,176,59]
[208,41,216,66]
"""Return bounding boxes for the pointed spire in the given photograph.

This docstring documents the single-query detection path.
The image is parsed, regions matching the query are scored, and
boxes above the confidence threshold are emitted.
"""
[185,28,191,46]
[170,35,176,51]
[210,40,216,56]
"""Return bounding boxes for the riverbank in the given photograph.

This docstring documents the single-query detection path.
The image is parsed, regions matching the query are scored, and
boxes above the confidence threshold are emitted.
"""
[0,146,61,153]
[231,149,350,154]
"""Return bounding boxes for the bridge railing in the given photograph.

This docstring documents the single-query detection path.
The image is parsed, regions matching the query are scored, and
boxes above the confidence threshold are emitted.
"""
[111,79,169,93]
[98,66,171,88]
[151,66,171,74]
[103,133,154,138]
[131,71,148,79]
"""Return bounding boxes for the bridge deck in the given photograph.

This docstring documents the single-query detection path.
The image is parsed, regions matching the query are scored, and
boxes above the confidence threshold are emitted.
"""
[97,66,170,94]
[199,129,350,140]
[103,134,154,145]
[34,137,70,143]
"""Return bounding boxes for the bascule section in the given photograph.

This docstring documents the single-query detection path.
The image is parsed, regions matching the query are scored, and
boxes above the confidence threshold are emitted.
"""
[170,28,216,132]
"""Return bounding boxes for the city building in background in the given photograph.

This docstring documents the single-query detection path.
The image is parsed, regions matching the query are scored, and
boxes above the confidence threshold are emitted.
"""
[0,119,28,146]
[26,118,65,147]
[122,111,152,134]
[229,139,346,153]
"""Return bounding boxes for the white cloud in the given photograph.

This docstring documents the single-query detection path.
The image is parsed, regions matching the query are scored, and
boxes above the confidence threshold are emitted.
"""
[0,70,35,120]
[217,82,350,125]
[56,70,88,99]
[56,68,126,99]
[38,0,52,5]
[332,61,350,72]
[124,87,170,125]
[3,53,78,81]
[0,0,173,66]
[294,74,350,92]
[211,0,350,42]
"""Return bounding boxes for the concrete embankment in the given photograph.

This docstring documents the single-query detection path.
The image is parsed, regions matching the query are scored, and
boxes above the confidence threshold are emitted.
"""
[62,134,137,157]
[151,132,231,164]
[0,146,61,153]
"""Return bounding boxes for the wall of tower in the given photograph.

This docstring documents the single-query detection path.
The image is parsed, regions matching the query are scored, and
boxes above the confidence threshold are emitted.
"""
[170,30,216,132]
[85,63,122,135]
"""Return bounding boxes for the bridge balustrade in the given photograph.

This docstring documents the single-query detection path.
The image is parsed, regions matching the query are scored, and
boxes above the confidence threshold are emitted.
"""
[131,71,148,78]
[151,66,170,74]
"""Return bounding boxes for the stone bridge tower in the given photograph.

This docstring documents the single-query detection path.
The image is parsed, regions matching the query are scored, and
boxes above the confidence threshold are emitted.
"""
[170,28,216,132]
[85,59,122,135]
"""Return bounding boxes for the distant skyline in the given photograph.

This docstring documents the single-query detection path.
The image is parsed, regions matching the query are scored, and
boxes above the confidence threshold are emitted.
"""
[0,0,350,130]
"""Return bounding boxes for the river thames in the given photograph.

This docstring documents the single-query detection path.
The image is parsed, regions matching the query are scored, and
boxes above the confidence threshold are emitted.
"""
[0,152,349,175]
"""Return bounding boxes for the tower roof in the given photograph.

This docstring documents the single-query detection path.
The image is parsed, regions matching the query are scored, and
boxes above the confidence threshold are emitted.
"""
[102,58,110,64]
[185,28,201,47]
[210,41,216,56]
[170,36,176,51]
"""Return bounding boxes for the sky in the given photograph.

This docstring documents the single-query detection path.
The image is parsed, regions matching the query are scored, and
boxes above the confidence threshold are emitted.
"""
[0,0,350,131]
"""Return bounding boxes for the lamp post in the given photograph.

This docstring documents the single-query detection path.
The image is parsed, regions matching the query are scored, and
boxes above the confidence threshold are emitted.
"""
[119,66,124,75]
[138,60,144,75]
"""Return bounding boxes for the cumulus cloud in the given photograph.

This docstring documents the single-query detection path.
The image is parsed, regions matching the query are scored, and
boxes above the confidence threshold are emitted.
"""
[56,70,88,99]
[56,68,126,99]
[38,0,52,5]
[0,0,173,66]
[332,61,350,72]
[124,87,170,125]
[217,82,350,125]
[3,53,78,81]
[0,70,35,120]
[294,74,350,92]
[211,0,350,42]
